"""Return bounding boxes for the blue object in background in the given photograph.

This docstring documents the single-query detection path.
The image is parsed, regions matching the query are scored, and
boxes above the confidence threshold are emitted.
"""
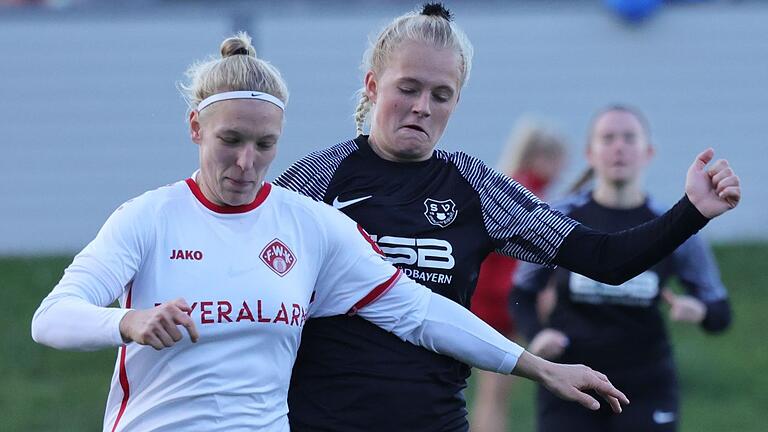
[605,0,663,23]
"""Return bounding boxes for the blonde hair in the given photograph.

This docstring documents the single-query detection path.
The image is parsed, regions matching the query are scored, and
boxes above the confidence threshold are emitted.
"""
[179,32,289,114]
[354,3,474,134]
[497,119,566,177]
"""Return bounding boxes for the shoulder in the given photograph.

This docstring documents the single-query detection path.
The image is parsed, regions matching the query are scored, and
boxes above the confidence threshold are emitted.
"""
[269,185,346,223]
[110,180,188,219]
[274,139,359,196]
[277,139,358,175]
[436,149,488,172]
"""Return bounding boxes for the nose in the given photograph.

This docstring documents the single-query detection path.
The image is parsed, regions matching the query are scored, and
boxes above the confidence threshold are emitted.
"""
[412,92,431,118]
[235,145,256,172]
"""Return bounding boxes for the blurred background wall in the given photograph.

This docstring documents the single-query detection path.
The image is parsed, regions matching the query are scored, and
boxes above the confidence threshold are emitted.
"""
[1,0,766,254]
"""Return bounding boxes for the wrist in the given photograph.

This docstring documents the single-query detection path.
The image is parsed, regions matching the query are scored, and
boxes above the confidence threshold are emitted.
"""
[512,350,553,382]
[118,309,136,343]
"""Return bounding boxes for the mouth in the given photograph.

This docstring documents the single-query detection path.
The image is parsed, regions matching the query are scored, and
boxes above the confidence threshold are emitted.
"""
[225,177,256,188]
[401,124,428,136]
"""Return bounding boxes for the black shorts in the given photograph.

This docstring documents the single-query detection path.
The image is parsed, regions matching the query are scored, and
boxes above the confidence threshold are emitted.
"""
[537,357,679,432]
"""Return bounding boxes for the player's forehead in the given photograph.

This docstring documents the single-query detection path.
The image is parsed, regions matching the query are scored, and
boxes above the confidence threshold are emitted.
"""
[204,99,283,137]
[383,41,461,90]
[594,110,643,135]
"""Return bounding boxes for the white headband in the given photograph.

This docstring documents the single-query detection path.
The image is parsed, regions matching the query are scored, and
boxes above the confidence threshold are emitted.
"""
[197,91,285,112]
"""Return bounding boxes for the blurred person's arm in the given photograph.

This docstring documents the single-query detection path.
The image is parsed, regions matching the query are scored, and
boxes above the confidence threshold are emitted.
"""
[668,235,732,333]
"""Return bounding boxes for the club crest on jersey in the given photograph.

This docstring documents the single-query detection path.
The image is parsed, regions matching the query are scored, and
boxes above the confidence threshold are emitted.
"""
[424,198,458,228]
[260,239,297,277]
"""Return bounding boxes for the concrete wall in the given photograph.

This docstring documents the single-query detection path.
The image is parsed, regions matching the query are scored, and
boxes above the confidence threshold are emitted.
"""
[1,2,766,254]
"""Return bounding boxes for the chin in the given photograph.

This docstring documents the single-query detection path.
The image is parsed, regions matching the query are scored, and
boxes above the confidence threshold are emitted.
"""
[223,191,257,207]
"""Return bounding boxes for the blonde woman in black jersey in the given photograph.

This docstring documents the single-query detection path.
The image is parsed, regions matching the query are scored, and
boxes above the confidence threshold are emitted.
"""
[275,4,740,431]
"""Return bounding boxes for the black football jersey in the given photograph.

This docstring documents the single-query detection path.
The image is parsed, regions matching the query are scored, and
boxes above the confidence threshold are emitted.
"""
[274,135,576,431]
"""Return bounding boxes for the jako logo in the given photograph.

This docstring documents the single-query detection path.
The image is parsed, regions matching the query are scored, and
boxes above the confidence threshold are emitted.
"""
[260,239,297,277]
[170,249,203,260]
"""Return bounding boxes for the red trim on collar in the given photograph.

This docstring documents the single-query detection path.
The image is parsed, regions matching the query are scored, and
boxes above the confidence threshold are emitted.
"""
[185,178,271,214]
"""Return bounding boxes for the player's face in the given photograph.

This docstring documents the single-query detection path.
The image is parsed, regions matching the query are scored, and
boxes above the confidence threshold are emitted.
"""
[365,40,461,162]
[587,110,653,185]
[190,99,283,206]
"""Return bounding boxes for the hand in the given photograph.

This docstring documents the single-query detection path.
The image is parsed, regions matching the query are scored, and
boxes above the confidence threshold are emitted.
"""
[119,298,199,350]
[529,328,569,360]
[513,351,630,413]
[661,289,706,324]
[685,148,741,218]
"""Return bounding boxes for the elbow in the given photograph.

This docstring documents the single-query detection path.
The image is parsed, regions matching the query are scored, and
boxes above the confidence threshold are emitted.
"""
[30,309,49,346]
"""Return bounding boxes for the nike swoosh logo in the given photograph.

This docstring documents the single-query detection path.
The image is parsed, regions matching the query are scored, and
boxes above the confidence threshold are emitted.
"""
[653,410,676,424]
[332,195,372,210]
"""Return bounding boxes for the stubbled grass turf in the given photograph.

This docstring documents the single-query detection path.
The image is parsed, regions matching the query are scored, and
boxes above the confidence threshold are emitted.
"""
[3,243,766,431]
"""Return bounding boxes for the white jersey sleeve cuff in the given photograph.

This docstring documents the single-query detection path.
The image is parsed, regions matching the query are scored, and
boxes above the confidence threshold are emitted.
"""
[32,294,132,351]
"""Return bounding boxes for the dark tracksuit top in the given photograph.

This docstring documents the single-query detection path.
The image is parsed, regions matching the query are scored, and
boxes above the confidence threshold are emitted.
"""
[511,190,731,432]
[274,135,709,432]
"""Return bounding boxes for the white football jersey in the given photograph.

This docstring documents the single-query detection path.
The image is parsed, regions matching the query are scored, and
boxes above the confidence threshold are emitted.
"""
[34,177,415,432]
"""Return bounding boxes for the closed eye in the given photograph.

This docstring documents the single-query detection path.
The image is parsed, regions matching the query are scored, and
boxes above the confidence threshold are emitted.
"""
[219,135,240,145]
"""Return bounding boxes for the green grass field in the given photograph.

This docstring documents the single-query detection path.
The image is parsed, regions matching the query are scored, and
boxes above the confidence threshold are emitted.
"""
[2,244,767,431]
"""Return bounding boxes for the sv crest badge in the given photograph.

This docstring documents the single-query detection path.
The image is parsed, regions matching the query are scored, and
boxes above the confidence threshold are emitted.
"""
[424,198,458,228]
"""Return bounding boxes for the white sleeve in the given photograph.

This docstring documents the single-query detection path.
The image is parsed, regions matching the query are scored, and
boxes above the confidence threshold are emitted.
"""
[31,197,150,351]
[308,205,402,318]
[356,275,524,374]
[309,203,524,373]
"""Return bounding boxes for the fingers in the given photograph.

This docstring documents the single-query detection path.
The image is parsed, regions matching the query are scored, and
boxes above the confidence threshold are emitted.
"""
[706,158,729,178]
[715,175,738,195]
[707,160,741,207]
[572,389,601,411]
[145,333,165,351]
[172,298,193,313]
[694,148,714,169]
[594,377,630,407]
[710,165,733,184]
[178,314,200,343]
[166,299,199,343]
[155,326,177,348]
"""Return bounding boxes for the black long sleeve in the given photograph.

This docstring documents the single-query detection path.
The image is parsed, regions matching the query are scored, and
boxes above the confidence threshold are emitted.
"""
[701,299,732,333]
[554,195,709,285]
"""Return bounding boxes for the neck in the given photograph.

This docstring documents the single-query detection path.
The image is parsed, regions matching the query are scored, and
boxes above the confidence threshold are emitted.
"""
[367,132,433,163]
[592,179,645,209]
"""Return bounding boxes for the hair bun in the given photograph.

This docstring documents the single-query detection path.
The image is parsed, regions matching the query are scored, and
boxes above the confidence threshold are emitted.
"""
[220,31,257,58]
[421,2,453,21]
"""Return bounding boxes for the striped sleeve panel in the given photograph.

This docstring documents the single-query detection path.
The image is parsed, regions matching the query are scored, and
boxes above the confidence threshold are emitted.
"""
[273,139,359,201]
[443,151,579,266]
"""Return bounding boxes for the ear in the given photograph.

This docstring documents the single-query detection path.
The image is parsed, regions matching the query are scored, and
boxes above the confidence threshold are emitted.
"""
[364,70,378,104]
[190,110,202,145]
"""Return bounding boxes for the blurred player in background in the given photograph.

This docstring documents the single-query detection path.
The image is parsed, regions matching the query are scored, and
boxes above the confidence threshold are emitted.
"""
[511,105,733,432]
[30,32,633,432]
[274,3,740,431]
[470,121,567,432]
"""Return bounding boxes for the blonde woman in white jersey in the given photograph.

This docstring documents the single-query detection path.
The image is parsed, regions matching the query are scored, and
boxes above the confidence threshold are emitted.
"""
[30,33,639,432]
